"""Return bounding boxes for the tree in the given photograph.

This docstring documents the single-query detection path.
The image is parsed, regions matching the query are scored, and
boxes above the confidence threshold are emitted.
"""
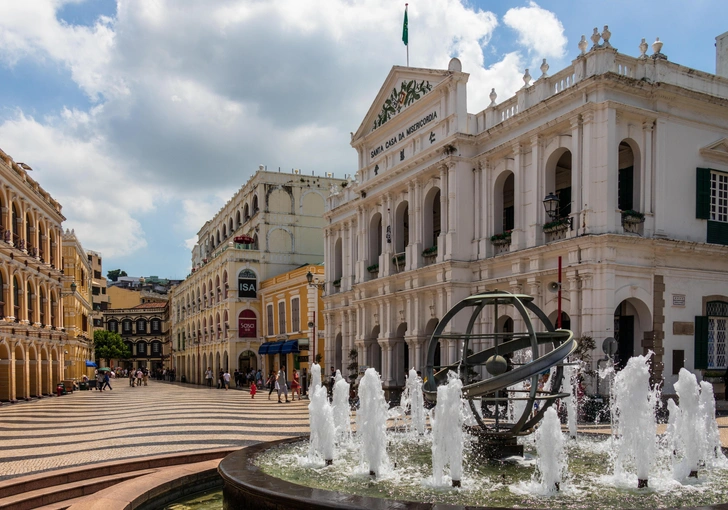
[94,330,131,366]
[107,269,128,282]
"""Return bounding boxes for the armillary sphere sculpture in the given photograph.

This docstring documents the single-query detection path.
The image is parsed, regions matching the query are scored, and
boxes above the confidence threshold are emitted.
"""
[423,291,577,458]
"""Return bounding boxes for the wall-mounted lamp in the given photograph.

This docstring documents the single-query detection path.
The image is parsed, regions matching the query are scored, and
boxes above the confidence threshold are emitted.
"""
[306,271,326,291]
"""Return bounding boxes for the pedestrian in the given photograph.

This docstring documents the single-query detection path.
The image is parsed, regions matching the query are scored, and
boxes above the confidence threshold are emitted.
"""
[250,380,257,399]
[96,371,104,391]
[129,370,135,387]
[234,369,240,388]
[205,367,213,388]
[223,369,231,390]
[136,369,143,386]
[102,372,113,391]
[143,368,148,386]
[723,366,728,401]
[301,368,307,397]
[291,370,300,401]
[277,365,290,403]
[267,371,276,400]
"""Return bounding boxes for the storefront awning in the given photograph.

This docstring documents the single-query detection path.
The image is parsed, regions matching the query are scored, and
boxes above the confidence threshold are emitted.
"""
[258,341,285,355]
[280,340,300,354]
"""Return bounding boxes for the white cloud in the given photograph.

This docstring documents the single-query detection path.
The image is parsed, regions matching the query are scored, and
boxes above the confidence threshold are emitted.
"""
[504,1,567,61]
[0,0,569,272]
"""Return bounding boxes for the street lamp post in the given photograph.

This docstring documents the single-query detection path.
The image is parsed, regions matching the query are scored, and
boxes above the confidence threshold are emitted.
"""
[305,270,326,389]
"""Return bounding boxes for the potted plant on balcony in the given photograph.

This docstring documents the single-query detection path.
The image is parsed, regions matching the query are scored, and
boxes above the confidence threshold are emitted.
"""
[490,230,512,246]
[621,209,645,225]
[367,263,380,275]
[542,217,571,234]
[332,278,341,288]
[422,245,438,258]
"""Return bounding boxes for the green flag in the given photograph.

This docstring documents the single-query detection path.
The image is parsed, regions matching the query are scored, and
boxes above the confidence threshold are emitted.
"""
[402,6,408,46]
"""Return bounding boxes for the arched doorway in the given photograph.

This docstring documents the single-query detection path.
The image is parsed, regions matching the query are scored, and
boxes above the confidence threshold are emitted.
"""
[28,345,39,397]
[0,342,10,401]
[334,333,343,372]
[15,344,25,400]
[238,350,257,372]
[614,299,651,371]
[41,347,50,395]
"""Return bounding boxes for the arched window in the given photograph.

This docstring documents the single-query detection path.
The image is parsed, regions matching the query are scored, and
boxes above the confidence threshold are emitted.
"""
[423,188,441,250]
[39,288,46,326]
[223,271,229,299]
[151,318,161,332]
[27,287,34,323]
[0,272,4,317]
[136,341,147,356]
[368,213,382,269]
[13,276,21,321]
[252,195,259,214]
[222,224,227,238]
[243,204,250,221]
[108,320,118,333]
[122,319,132,334]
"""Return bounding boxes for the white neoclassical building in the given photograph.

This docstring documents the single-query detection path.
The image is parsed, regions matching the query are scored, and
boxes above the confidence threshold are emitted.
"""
[323,30,728,399]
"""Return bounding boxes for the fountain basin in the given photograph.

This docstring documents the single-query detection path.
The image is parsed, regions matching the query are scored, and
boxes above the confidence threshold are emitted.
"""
[219,437,728,510]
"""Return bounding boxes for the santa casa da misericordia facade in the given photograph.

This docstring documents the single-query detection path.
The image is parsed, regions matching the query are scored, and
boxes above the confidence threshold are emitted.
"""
[170,169,344,384]
[323,29,728,398]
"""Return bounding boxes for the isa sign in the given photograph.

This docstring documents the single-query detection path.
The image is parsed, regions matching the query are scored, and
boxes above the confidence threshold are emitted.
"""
[238,278,257,298]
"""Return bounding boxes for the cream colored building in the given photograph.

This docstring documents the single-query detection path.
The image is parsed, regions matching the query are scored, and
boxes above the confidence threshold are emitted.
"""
[87,250,108,330]
[324,31,728,398]
[0,148,68,402]
[61,229,94,379]
[171,168,344,384]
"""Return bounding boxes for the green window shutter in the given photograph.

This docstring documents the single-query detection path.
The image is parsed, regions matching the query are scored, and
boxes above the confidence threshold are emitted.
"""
[696,167,711,219]
[707,220,728,245]
[694,315,709,370]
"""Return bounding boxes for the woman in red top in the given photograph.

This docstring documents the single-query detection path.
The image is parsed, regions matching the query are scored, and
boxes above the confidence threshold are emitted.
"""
[290,370,301,401]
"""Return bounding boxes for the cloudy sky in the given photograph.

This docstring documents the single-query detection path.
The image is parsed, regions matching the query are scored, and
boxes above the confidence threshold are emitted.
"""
[0,0,724,280]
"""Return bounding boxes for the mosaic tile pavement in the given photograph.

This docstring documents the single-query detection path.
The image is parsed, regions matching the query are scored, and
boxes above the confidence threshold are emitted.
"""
[0,381,309,481]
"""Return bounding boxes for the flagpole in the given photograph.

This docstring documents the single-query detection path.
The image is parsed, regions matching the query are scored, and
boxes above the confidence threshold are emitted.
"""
[406,4,409,67]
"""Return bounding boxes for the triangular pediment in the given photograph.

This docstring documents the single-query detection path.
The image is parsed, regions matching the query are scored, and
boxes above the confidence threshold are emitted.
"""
[352,63,466,143]
[700,138,728,163]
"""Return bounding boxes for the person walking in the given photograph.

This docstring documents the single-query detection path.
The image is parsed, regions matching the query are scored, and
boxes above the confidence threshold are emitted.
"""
[291,370,301,401]
[129,369,135,387]
[205,367,213,388]
[267,371,276,400]
[277,365,290,403]
[223,370,231,390]
[250,380,257,399]
[102,372,113,391]
[96,371,105,391]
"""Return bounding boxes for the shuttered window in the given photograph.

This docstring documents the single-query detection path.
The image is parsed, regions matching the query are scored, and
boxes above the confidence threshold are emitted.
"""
[291,298,300,332]
[278,301,286,335]
[697,168,728,245]
[266,304,274,336]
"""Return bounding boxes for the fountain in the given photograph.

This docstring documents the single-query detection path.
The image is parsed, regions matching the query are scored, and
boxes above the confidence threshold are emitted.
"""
[332,369,352,443]
[610,353,659,488]
[218,292,728,510]
[431,371,464,487]
[306,363,335,466]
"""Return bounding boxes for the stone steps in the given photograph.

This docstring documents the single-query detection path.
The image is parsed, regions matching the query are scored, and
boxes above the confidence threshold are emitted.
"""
[0,448,234,510]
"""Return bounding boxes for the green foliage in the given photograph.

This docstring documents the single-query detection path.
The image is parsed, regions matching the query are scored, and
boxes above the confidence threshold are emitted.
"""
[542,218,571,231]
[571,335,597,380]
[94,329,130,365]
[620,209,645,220]
[347,348,358,383]
[490,230,512,242]
[106,269,128,282]
[422,245,437,257]
[367,263,380,273]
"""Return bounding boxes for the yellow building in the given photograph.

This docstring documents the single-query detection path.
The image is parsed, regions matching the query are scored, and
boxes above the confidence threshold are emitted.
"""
[0,148,68,402]
[258,265,325,383]
[61,229,94,379]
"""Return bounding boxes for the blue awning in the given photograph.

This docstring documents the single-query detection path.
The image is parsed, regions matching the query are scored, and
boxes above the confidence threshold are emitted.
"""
[86,360,98,368]
[280,340,300,354]
[258,341,285,355]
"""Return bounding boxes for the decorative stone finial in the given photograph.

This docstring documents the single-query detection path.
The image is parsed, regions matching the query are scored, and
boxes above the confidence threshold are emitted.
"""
[489,88,497,107]
[602,25,612,48]
[578,35,588,55]
[652,37,667,60]
[540,58,549,78]
[522,69,532,88]
[639,38,648,59]
[591,27,601,49]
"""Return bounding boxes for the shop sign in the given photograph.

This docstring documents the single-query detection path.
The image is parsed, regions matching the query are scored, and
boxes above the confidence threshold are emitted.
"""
[238,278,257,298]
[238,318,256,338]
